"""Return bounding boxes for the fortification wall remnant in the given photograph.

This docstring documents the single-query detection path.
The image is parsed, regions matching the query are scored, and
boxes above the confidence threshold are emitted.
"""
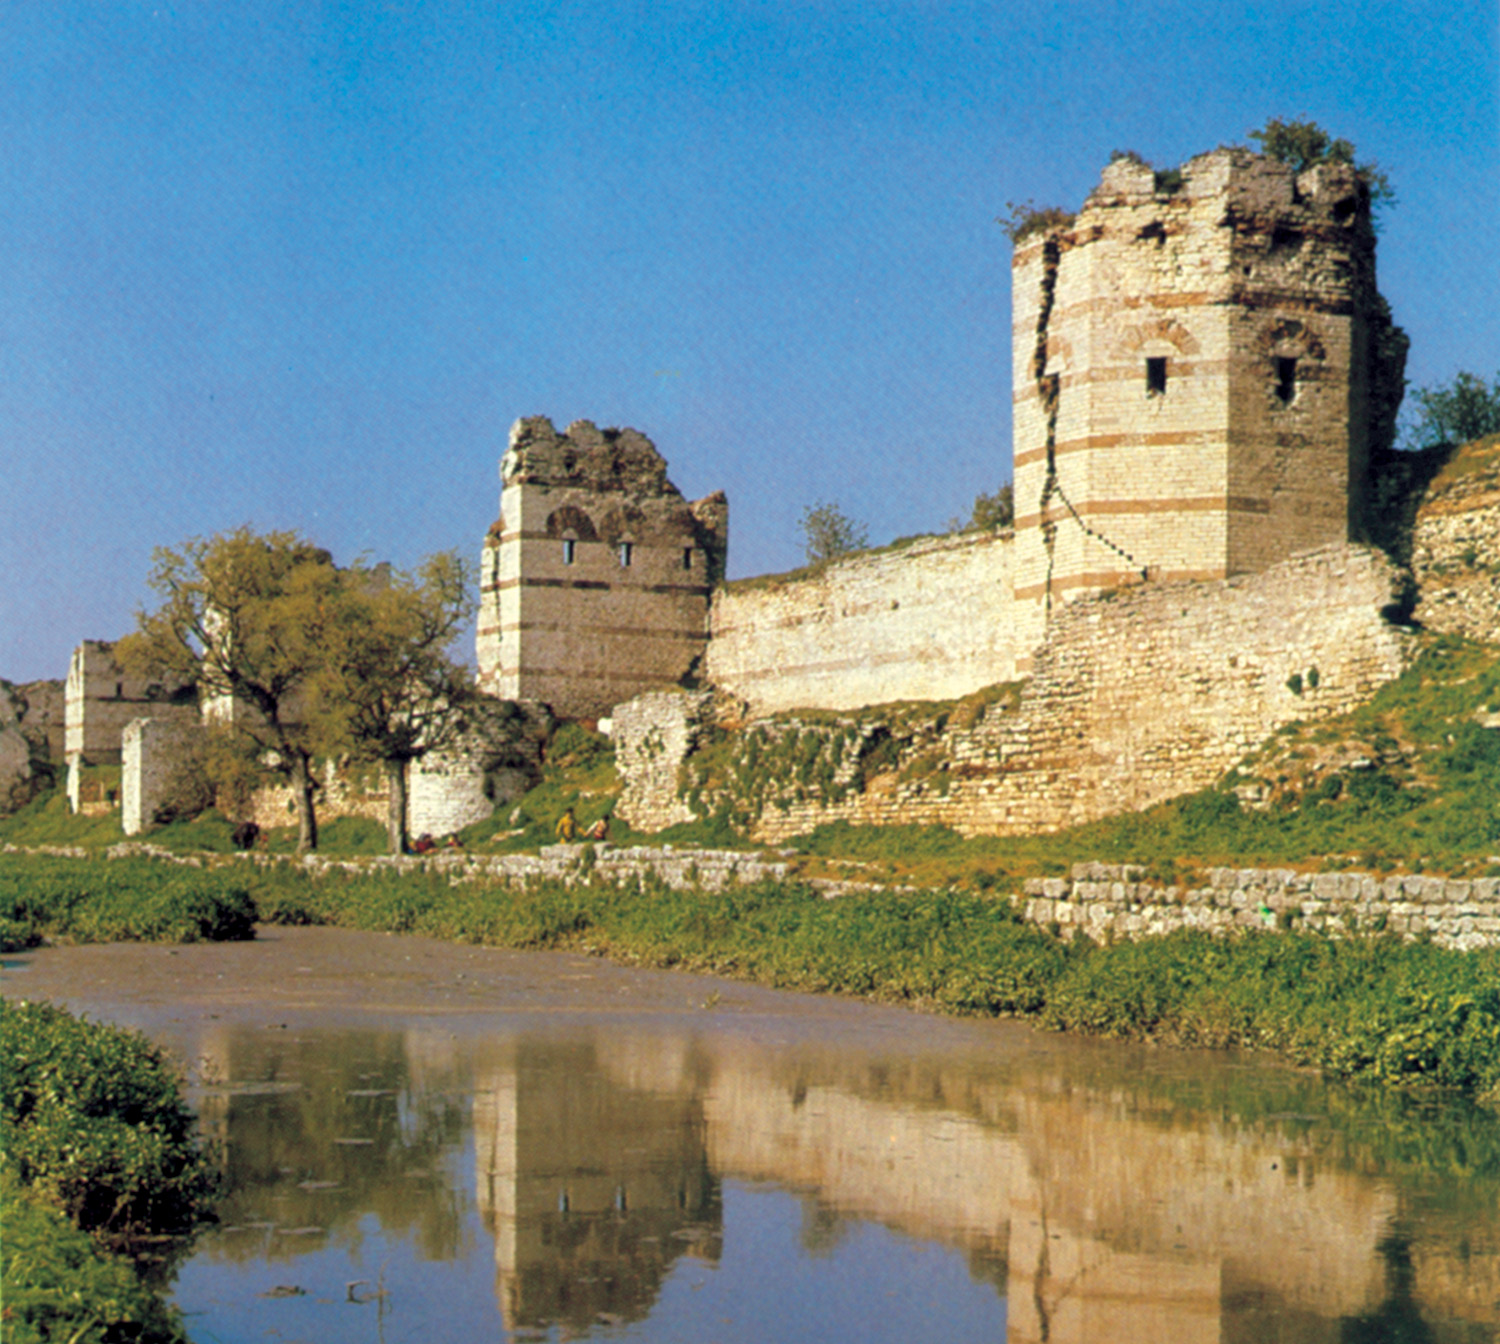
[408,697,551,838]
[704,530,1019,714]
[1411,433,1500,643]
[121,717,202,836]
[615,544,1413,839]
[65,640,197,813]
[477,417,727,721]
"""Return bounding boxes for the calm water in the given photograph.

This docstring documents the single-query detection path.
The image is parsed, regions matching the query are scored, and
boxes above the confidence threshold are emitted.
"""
[160,1018,1500,1344]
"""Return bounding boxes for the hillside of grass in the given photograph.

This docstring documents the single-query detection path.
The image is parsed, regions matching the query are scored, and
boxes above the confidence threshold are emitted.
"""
[5,636,1496,891]
[460,633,1500,890]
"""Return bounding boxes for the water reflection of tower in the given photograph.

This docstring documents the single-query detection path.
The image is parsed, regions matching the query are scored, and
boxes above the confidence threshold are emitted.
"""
[471,1034,721,1333]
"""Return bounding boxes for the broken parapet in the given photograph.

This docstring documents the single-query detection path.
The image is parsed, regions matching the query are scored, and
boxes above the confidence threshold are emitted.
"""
[477,417,728,720]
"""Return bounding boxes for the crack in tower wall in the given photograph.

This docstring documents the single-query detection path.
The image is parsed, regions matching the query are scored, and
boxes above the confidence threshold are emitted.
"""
[1031,238,1061,613]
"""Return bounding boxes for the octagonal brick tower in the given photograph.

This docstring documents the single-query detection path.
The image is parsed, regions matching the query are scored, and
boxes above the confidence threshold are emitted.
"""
[1010,148,1406,664]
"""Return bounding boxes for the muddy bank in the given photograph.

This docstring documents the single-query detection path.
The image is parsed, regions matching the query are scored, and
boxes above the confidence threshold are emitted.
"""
[0,924,1074,1060]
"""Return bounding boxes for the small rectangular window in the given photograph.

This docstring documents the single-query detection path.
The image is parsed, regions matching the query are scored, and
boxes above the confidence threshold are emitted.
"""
[618,541,634,567]
[1275,356,1297,404]
[682,547,693,570]
[1145,357,1167,396]
[562,539,576,565]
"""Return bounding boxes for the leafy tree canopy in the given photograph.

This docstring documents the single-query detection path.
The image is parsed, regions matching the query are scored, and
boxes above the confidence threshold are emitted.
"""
[1400,370,1500,450]
[799,502,869,565]
[301,551,476,854]
[1248,116,1395,213]
[120,527,340,851]
[120,528,476,854]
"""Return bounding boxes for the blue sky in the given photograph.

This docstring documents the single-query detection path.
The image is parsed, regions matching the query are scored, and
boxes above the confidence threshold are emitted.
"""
[2,0,1496,682]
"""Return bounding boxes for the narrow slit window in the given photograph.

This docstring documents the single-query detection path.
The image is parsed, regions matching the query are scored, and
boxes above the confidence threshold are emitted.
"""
[682,546,693,570]
[618,541,634,567]
[1145,357,1167,396]
[562,538,576,565]
[1275,357,1297,404]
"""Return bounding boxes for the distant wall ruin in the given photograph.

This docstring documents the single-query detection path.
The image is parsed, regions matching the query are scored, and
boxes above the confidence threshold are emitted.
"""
[65,640,196,814]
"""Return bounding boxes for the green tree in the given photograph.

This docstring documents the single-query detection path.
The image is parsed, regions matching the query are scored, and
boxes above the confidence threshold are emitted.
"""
[120,528,341,852]
[302,552,477,855]
[1248,116,1394,213]
[1401,370,1500,449]
[947,482,1015,534]
[798,501,869,564]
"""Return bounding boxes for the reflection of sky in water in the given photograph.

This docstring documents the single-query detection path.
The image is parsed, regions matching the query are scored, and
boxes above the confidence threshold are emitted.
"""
[178,1181,1004,1344]
[168,1024,1500,1344]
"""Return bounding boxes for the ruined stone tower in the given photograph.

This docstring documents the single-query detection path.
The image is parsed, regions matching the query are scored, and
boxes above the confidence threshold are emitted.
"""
[1011,148,1406,659]
[477,417,728,720]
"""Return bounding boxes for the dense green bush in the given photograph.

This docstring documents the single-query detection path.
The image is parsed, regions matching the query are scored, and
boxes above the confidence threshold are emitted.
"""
[0,1171,190,1344]
[0,856,256,951]
[0,999,220,1250]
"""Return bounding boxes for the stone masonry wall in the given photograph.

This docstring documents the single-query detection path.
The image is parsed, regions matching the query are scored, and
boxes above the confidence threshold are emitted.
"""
[613,691,713,832]
[477,417,727,720]
[1411,433,1500,643]
[617,544,1412,840]
[705,529,1019,715]
[1024,862,1500,951]
[121,716,199,836]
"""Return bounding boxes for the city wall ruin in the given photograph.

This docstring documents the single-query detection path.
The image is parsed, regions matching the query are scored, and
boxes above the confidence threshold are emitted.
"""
[477,417,727,721]
[614,543,1413,839]
[704,529,1019,714]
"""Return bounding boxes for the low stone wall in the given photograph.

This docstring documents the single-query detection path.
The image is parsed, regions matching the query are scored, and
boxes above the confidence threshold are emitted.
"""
[1412,433,1500,643]
[95,840,792,893]
[705,530,1019,714]
[1024,863,1500,951]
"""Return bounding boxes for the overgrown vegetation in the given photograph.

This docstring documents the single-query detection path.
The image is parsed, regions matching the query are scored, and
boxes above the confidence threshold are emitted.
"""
[998,199,1074,244]
[1,1001,219,1342]
[2,1175,192,1344]
[0,855,257,951]
[1247,115,1394,215]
